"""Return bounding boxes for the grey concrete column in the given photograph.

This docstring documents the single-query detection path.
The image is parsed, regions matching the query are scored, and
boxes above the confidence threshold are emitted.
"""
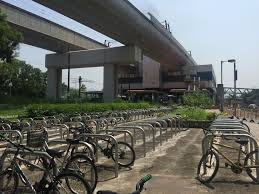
[103,64,118,102]
[217,84,224,112]
[47,68,62,100]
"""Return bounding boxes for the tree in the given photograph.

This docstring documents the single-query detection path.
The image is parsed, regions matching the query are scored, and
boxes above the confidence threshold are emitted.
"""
[182,91,213,108]
[0,9,23,62]
[0,59,47,97]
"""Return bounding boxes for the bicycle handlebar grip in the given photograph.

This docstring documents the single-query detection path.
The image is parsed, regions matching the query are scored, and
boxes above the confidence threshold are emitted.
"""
[136,174,152,191]
[142,174,152,183]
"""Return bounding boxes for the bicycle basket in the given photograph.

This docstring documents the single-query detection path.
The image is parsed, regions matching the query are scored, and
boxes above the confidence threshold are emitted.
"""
[27,129,48,148]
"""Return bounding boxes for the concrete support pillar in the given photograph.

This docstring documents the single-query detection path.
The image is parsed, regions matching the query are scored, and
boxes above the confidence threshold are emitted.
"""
[217,84,224,112]
[47,68,62,100]
[103,64,118,102]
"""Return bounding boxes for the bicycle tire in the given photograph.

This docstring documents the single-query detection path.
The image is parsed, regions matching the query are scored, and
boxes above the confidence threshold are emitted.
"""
[49,172,92,194]
[111,142,135,167]
[65,154,98,192]
[197,150,219,183]
[244,150,259,182]
[0,169,19,193]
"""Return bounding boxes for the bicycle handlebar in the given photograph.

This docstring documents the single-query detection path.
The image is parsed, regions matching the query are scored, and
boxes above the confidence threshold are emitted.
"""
[97,174,152,194]
[134,174,152,193]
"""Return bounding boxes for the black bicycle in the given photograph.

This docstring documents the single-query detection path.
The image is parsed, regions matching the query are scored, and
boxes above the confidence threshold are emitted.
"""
[0,134,92,194]
[97,174,152,194]
[72,125,136,168]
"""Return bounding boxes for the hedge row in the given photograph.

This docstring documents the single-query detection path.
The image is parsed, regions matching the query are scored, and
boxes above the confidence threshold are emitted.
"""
[172,106,216,121]
[26,103,153,117]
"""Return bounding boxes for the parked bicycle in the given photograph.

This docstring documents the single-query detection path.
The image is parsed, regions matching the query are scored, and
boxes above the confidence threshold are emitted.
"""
[0,134,92,194]
[72,126,136,168]
[197,128,259,183]
[22,129,98,192]
[97,174,152,194]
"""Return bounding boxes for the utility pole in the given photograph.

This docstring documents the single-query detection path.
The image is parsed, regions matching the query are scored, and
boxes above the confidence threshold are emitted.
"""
[79,76,82,98]
[67,48,71,99]
[227,59,237,116]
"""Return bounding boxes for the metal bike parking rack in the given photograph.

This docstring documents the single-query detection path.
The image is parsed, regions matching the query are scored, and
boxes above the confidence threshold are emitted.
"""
[77,133,119,178]
[209,128,251,135]
[64,122,85,129]
[202,133,259,179]
[48,124,69,139]
[153,119,170,140]
[115,117,125,124]
[32,120,48,129]
[161,118,174,137]
[210,124,250,131]
[0,148,56,188]
[138,121,164,146]
[130,123,156,151]
[0,130,23,144]
[82,119,99,132]
[97,129,134,148]
[167,117,178,131]
[47,139,95,160]
[211,120,251,133]
[208,128,253,154]
[114,126,146,157]
[0,123,11,130]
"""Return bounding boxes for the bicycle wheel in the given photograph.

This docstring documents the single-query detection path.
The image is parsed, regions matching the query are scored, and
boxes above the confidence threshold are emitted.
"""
[50,172,91,194]
[197,150,219,183]
[0,169,19,193]
[111,142,135,167]
[65,154,98,192]
[244,150,259,182]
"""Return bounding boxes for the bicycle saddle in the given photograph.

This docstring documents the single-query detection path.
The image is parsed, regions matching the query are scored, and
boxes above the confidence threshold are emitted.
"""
[46,148,65,158]
[66,139,80,145]
[235,138,249,146]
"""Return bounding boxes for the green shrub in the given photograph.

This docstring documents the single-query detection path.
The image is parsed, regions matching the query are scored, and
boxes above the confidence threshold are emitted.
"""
[26,102,152,117]
[182,91,213,108]
[172,106,216,121]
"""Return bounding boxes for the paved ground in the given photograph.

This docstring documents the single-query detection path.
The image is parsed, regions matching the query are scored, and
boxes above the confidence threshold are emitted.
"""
[95,123,259,194]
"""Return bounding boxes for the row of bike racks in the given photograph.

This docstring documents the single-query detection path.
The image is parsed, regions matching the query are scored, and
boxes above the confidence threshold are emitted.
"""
[202,117,259,179]
[0,107,176,179]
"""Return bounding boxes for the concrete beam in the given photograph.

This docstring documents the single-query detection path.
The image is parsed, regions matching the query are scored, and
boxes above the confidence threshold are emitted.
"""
[33,0,197,69]
[45,46,142,69]
[0,1,105,52]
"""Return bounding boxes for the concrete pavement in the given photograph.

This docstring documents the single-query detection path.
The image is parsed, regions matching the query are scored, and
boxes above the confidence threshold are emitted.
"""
[95,126,259,194]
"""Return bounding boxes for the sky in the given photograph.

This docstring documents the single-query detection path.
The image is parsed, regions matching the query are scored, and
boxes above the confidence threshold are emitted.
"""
[3,0,259,89]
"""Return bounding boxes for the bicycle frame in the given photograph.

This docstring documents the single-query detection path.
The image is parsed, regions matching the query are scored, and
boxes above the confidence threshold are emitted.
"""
[3,148,46,193]
[208,135,259,169]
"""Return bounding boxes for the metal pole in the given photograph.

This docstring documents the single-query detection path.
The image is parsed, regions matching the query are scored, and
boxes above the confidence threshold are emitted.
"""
[221,61,223,84]
[234,62,237,116]
[67,49,71,98]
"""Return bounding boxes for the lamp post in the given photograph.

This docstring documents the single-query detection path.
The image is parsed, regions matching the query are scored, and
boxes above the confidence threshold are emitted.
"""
[228,59,237,116]
[221,61,228,84]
